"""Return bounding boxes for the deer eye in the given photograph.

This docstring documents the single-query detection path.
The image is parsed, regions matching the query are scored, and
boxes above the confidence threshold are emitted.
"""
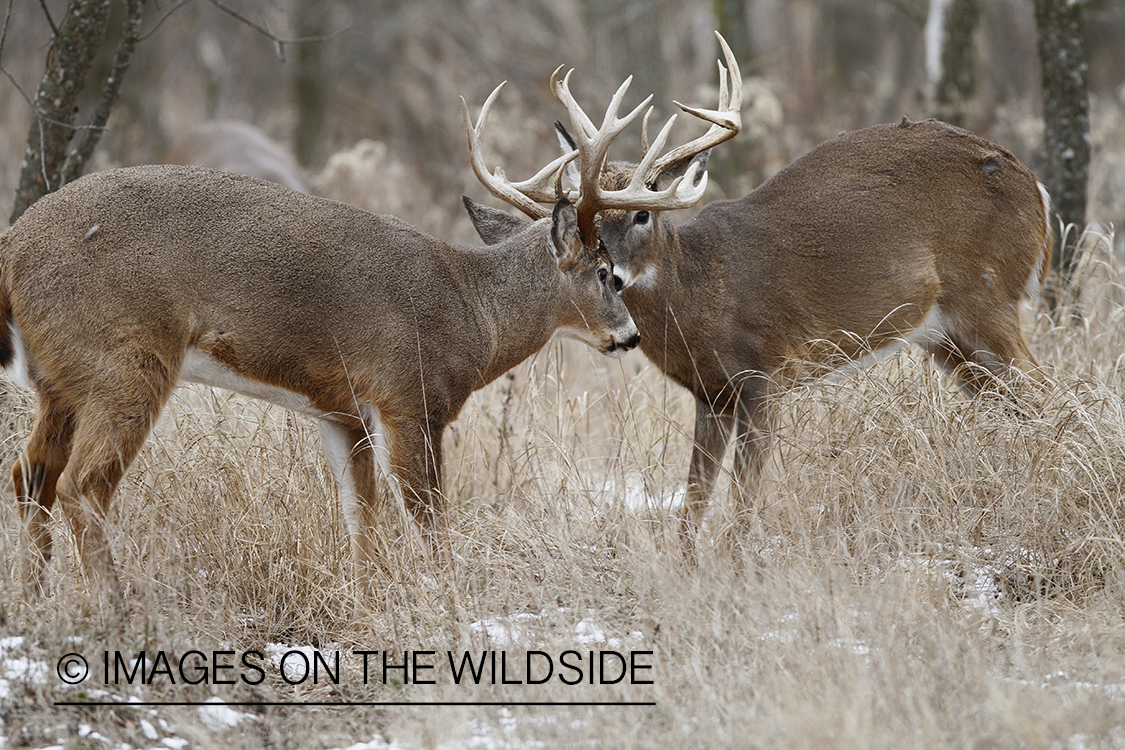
[634,211,650,225]
[598,267,609,283]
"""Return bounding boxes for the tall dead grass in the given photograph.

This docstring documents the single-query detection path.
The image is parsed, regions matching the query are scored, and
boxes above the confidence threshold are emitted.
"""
[2,230,1125,748]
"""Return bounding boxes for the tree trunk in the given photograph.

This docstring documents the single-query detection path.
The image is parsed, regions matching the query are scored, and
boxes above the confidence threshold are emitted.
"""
[9,0,143,224]
[935,0,980,127]
[292,0,327,169]
[1034,0,1090,292]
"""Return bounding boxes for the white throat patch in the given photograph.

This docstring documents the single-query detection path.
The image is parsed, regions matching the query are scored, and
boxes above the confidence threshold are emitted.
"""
[616,264,658,291]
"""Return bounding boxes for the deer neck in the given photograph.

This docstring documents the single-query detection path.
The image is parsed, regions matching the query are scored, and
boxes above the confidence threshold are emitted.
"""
[621,218,725,391]
[461,238,566,386]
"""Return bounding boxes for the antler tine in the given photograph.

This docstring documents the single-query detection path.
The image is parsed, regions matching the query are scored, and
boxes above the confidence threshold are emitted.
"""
[640,106,653,158]
[642,30,743,185]
[550,67,597,141]
[552,67,654,240]
[462,84,556,220]
[506,150,579,203]
[589,110,711,213]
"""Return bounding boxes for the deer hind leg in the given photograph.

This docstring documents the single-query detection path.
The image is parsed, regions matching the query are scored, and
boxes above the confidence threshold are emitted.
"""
[53,351,178,611]
[13,393,75,599]
[318,418,403,599]
[924,306,1040,402]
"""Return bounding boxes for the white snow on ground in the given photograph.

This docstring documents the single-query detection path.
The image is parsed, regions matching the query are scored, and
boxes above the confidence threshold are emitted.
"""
[196,696,253,732]
[467,612,544,648]
[265,642,322,682]
[0,636,49,700]
[469,609,644,650]
[594,473,685,512]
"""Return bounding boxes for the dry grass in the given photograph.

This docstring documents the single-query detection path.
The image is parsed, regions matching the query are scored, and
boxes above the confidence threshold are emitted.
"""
[3,232,1125,749]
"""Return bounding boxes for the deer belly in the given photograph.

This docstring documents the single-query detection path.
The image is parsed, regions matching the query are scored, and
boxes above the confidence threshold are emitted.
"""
[180,346,328,419]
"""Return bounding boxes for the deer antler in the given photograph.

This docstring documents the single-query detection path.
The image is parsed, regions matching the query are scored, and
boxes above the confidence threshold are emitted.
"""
[642,31,743,186]
[461,82,579,220]
[462,31,742,243]
[550,68,717,242]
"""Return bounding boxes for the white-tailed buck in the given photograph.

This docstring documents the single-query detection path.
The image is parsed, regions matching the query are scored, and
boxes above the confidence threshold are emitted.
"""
[465,32,1053,559]
[0,64,720,609]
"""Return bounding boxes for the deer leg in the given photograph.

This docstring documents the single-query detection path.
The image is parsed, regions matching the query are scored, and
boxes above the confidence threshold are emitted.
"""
[679,399,736,564]
[319,419,401,598]
[924,335,983,397]
[925,308,1039,402]
[53,351,176,611]
[13,393,75,599]
[727,390,773,550]
[388,417,450,568]
[969,314,1041,396]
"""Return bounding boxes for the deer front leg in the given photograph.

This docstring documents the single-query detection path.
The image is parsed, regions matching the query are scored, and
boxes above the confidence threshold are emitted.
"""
[387,416,451,570]
[679,399,736,564]
[727,390,773,547]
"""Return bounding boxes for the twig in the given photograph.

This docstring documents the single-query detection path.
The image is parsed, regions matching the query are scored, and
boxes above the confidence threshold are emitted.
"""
[36,0,58,37]
[0,0,13,63]
[139,0,195,43]
[206,0,348,62]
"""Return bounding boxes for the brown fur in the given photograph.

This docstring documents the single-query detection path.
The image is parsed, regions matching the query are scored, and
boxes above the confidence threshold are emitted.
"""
[602,118,1052,556]
[467,118,1052,560]
[0,164,638,609]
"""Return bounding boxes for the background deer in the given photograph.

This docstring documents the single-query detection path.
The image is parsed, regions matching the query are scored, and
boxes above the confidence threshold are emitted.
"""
[165,121,310,194]
[0,64,724,609]
[465,34,1053,560]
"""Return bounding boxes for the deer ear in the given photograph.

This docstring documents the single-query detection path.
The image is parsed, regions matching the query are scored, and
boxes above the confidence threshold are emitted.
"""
[548,198,580,263]
[554,121,580,192]
[653,149,710,191]
[462,196,527,245]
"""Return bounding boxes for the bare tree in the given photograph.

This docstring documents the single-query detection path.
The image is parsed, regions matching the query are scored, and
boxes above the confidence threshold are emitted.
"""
[292,0,328,168]
[935,0,980,126]
[1034,0,1090,296]
[7,0,143,224]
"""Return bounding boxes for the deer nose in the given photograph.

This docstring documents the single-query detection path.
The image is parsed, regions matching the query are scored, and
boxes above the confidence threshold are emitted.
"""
[619,331,641,352]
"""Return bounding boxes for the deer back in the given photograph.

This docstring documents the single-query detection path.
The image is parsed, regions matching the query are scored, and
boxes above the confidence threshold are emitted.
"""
[0,165,620,423]
[601,118,1051,396]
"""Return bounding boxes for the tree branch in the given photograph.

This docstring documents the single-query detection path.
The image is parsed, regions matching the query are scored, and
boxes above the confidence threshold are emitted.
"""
[36,0,59,37]
[207,0,347,62]
[62,0,144,184]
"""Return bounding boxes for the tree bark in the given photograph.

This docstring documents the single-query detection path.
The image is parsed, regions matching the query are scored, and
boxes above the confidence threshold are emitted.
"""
[9,0,144,224]
[1034,0,1090,289]
[935,0,980,127]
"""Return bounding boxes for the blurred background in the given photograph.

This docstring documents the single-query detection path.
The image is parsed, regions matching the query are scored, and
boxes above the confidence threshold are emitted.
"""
[1,0,1123,245]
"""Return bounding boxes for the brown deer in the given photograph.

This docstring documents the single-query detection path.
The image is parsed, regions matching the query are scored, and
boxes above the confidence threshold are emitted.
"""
[0,66,718,609]
[465,33,1053,560]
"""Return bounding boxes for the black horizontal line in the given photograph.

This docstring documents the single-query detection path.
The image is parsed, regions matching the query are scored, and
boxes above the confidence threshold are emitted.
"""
[55,701,656,707]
